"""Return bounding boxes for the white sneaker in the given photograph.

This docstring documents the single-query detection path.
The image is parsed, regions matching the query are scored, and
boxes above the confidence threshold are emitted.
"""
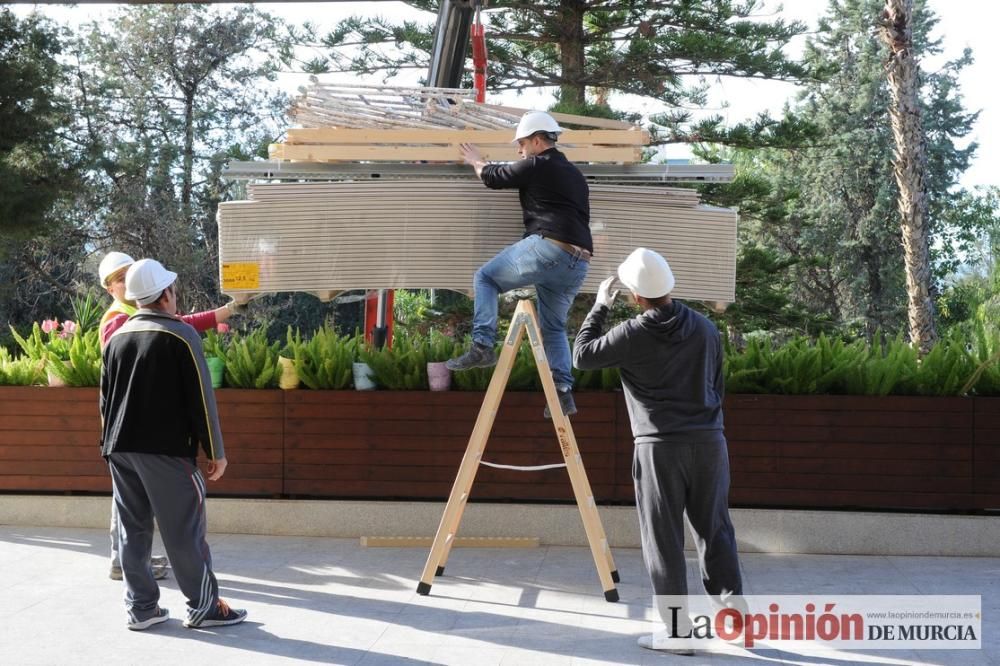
[637,631,696,655]
[127,607,169,631]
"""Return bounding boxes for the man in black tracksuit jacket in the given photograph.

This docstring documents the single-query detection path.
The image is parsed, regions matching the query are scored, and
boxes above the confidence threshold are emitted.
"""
[101,258,245,631]
[573,248,743,653]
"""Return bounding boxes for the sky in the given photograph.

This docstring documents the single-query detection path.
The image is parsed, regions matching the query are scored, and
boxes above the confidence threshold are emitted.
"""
[12,0,998,190]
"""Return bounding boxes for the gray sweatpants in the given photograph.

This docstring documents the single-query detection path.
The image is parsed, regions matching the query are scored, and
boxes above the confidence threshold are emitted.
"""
[633,436,742,620]
[108,452,220,625]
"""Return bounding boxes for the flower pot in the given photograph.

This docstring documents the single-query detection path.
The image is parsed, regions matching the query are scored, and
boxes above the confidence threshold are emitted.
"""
[352,362,376,391]
[427,361,451,391]
[206,356,225,389]
[46,360,70,387]
[278,357,299,390]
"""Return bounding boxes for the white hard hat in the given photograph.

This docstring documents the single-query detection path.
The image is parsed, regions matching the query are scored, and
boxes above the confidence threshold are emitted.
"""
[125,258,177,306]
[513,111,563,142]
[98,251,135,286]
[617,248,675,299]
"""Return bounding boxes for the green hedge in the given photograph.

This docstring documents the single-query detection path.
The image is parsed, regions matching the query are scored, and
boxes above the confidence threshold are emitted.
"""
[3,319,998,395]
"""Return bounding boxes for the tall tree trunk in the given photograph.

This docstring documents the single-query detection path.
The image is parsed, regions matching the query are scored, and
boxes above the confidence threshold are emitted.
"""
[558,0,586,107]
[182,92,195,226]
[880,0,937,354]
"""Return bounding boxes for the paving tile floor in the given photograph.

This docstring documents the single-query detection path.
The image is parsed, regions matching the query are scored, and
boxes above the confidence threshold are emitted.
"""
[0,526,996,666]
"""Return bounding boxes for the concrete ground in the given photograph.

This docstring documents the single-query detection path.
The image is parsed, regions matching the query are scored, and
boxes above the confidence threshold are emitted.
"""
[0,525,996,666]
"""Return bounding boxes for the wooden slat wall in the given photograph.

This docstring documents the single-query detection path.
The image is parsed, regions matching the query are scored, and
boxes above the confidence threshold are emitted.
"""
[283,391,620,501]
[974,398,1000,510]
[211,390,283,496]
[726,395,977,510]
[0,386,992,512]
[0,387,108,492]
[0,388,283,496]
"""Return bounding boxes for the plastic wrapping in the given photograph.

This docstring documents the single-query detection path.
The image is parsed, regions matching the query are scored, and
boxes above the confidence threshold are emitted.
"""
[217,180,736,304]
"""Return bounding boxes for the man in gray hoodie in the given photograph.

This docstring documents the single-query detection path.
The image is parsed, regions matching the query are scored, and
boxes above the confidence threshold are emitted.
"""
[573,248,742,653]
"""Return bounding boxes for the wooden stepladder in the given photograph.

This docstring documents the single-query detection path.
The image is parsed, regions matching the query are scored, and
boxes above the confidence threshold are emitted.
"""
[416,299,620,602]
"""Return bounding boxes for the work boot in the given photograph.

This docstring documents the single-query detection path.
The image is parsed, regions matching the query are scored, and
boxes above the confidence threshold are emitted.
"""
[543,387,577,419]
[446,343,497,371]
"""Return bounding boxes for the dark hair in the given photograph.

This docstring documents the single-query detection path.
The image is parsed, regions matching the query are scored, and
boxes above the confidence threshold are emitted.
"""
[532,131,558,144]
[148,284,174,307]
[643,294,671,308]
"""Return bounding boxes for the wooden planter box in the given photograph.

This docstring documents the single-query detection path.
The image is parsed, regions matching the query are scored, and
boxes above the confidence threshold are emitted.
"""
[0,386,994,511]
[283,390,625,502]
[0,387,283,497]
[974,398,1000,510]
[725,395,980,511]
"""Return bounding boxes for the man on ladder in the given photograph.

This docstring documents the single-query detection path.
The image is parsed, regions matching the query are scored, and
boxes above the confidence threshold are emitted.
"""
[448,111,592,419]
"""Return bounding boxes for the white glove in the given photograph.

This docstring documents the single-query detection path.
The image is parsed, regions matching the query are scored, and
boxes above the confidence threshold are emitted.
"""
[225,300,248,316]
[596,276,620,308]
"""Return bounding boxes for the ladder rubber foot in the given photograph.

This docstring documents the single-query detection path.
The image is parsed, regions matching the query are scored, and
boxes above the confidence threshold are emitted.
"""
[416,582,432,596]
[435,566,445,576]
[611,570,620,583]
[604,588,619,603]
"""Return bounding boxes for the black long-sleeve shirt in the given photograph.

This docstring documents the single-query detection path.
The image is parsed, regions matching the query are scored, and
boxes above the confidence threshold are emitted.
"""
[480,147,593,253]
[100,309,225,460]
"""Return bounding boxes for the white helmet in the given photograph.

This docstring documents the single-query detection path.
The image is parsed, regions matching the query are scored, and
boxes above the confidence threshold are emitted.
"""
[513,111,563,142]
[617,248,675,299]
[125,258,177,306]
[98,251,135,286]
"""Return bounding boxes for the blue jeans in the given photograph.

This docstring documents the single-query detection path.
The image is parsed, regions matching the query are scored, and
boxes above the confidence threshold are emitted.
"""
[472,234,589,388]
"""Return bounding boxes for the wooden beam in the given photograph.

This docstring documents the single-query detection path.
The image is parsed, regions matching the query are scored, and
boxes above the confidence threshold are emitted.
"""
[285,128,650,146]
[361,536,540,548]
[269,143,642,164]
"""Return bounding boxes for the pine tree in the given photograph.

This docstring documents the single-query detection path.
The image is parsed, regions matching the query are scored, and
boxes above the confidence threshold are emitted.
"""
[296,0,814,145]
[743,0,980,339]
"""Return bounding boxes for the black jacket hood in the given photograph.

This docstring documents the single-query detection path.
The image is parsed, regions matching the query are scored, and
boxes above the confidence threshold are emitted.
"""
[636,300,696,342]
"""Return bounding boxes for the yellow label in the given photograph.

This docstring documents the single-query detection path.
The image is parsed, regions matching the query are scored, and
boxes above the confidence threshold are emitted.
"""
[221,262,260,290]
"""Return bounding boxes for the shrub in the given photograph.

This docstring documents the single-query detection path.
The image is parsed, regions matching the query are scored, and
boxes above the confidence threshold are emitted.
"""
[0,349,45,386]
[360,330,427,389]
[218,327,280,389]
[44,329,101,387]
[290,326,356,390]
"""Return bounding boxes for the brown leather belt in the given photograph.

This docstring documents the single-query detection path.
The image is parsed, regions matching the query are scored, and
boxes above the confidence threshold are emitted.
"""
[544,237,592,262]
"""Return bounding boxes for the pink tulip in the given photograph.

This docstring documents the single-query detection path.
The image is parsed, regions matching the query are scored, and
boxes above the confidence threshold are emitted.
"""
[216,322,230,334]
[41,319,59,334]
[62,320,78,335]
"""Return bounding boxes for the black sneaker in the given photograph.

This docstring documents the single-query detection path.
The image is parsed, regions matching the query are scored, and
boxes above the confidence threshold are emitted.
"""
[446,343,497,371]
[184,598,248,628]
[543,388,577,419]
[128,607,169,631]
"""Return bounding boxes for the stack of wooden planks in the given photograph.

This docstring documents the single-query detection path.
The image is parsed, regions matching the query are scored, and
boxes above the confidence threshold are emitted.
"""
[272,81,650,164]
